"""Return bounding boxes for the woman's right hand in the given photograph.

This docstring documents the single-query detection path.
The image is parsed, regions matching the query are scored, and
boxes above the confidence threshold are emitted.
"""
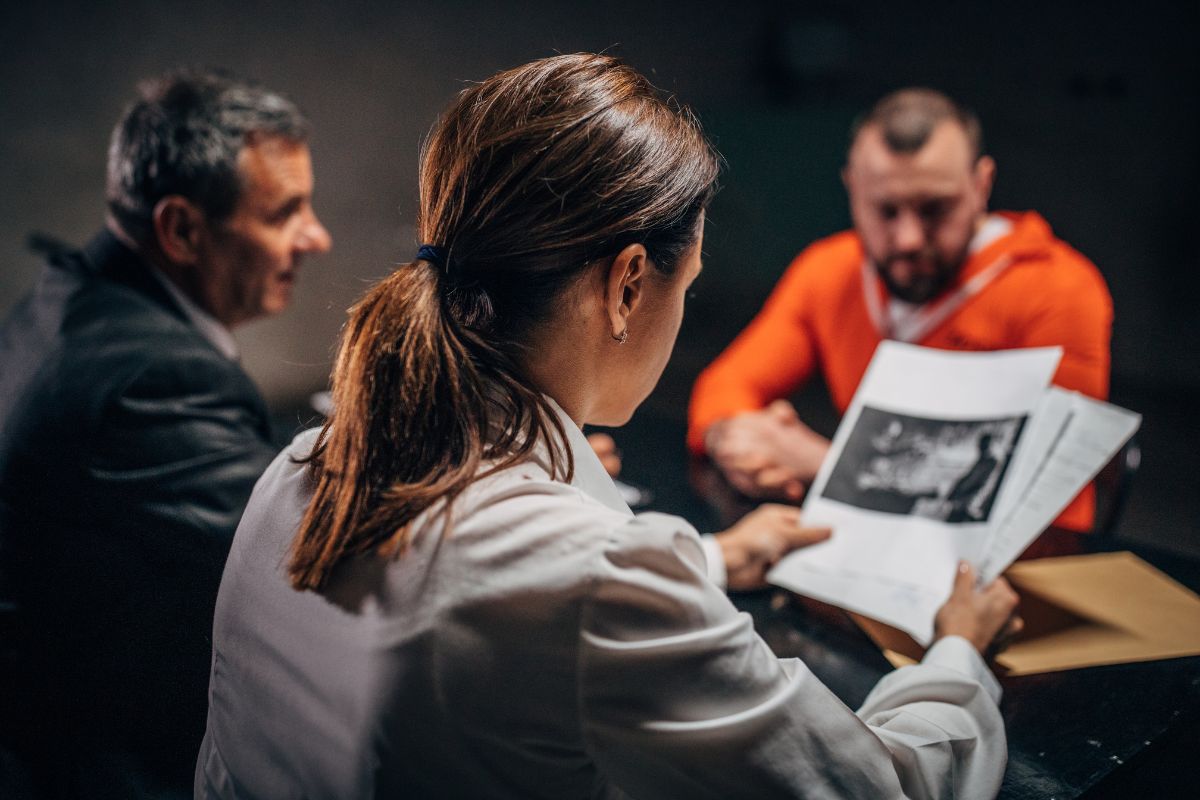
[933,562,1022,655]
[715,504,831,591]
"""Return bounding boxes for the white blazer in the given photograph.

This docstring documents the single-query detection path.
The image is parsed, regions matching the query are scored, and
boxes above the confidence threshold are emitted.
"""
[196,406,1005,799]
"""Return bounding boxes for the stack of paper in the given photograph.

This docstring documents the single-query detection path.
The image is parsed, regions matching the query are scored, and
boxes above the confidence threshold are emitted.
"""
[768,342,1141,645]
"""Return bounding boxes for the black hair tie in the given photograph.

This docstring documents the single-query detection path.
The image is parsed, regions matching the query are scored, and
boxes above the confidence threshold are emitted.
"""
[416,244,448,271]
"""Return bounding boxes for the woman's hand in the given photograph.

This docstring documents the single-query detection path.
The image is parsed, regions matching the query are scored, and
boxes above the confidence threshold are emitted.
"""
[716,504,831,591]
[934,562,1023,655]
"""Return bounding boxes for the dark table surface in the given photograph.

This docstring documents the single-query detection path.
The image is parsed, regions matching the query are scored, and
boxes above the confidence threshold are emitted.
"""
[597,407,1200,800]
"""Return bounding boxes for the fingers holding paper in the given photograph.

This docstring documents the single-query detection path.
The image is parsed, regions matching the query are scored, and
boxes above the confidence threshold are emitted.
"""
[716,504,832,591]
[933,561,1022,655]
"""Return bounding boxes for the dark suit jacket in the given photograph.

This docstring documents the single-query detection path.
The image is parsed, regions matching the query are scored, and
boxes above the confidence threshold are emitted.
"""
[0,230,278,798]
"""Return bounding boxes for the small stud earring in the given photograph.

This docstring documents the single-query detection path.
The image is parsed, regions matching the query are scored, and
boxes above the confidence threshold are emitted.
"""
[612,329,629,344]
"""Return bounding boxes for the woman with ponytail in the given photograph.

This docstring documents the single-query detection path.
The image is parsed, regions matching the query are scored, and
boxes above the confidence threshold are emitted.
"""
[197,54,1016,799]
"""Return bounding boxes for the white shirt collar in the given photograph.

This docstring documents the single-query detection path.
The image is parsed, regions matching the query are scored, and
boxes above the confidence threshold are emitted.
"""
[539,397,727,585]
[969,213,1013,254]
[540,396,632,515]
[504,395,729,584]
[149,268,240,361]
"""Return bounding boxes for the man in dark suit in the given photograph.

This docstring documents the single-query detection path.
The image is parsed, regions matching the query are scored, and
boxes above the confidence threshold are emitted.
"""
[0,69,331,798]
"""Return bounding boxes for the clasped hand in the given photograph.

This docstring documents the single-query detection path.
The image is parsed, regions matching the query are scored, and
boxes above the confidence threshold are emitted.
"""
[705,400,831,501]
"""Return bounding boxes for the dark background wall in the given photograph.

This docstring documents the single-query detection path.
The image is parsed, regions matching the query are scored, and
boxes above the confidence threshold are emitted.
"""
[2,0,1196,554]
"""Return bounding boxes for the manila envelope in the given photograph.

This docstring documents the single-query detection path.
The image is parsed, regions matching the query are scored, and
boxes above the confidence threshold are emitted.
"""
[851,551,1200,675]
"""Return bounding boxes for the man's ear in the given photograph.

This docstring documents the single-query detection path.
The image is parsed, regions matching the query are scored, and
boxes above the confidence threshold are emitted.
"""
[973,155,997,207]
[152,196,206,266]
[604,243,649,340]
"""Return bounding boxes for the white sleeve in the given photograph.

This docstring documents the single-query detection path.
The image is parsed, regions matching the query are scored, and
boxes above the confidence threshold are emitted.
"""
[579,513,1005,800]
[699,533,727,588]
[856,635,1006,800]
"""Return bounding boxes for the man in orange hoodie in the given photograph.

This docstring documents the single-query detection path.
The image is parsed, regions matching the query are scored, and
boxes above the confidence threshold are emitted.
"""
[689,88,1111,531]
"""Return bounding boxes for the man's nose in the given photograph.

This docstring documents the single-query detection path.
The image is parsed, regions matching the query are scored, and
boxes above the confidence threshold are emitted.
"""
[891,209,925,253]
[298,211,333,253]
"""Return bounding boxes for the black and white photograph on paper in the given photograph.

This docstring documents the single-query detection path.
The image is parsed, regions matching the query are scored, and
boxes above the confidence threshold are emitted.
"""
[820,405,1027,523]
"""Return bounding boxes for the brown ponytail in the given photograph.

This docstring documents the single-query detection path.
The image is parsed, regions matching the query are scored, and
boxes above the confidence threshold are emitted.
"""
[288,53,720,590]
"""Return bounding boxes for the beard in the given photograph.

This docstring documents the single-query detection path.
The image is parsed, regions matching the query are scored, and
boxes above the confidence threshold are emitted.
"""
[874,244,970,305]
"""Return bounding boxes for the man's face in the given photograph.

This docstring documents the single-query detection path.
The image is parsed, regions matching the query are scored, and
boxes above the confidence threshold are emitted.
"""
[843,121,994,304]
[196,136,332,326]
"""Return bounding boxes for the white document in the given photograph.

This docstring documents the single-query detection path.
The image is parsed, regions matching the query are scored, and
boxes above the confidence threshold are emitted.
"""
[767,343,1140,645]
[780,343,1061,586]
[977,390,1141,583]
[769,560,948,643]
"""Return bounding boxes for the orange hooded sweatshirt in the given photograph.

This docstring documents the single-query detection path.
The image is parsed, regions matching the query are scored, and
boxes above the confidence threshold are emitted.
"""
[688,211,1112,531]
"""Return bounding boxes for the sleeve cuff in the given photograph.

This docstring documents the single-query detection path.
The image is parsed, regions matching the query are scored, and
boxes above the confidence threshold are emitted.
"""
[922,635,1002,703]
[699,534,728,590]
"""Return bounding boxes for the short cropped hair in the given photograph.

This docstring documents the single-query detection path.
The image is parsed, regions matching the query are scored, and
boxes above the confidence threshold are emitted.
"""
[849,88,984,162]
[105,68,310,243]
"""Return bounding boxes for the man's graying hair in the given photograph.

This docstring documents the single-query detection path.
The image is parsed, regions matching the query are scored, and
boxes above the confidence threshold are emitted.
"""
[850,88,984,162]
[105,68,310,243]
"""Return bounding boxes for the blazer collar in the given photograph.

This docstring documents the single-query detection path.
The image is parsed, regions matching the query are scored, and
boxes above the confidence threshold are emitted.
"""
[79,229,188,324]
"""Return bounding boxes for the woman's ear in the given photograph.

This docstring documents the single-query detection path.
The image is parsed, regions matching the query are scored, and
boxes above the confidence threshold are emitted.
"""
[152,196,206,266]
[603,243,649,341]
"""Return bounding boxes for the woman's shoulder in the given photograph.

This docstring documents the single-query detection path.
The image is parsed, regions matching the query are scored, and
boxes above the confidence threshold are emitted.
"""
[455,461,630,542]
[466,461,689,528]
[232,428,321,552]
[454,463,707,569]
[285,426,323,457]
